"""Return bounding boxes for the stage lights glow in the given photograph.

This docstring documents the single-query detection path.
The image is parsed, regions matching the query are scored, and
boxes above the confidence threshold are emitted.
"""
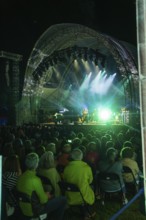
[34,46,106,77]
[98,108,112,121]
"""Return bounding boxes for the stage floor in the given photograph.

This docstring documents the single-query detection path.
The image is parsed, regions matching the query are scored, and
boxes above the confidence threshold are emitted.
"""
[40,121,125,126]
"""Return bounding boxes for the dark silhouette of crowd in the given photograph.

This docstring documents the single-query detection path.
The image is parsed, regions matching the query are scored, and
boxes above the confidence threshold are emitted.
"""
[1,124,143,220]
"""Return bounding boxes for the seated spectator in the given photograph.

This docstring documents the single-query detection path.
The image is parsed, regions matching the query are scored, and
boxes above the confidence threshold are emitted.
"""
[24,139,34,155]
[71,138,82,150]
[13,138,26,171]
[57,143,71,174]
[46,142,56,155]
[37,151,61,197]
[120,147,140,184]
[122,141,137,160]
[79,145,87,159]
[36,145,46,158]
[16,153,66,220]
[77,132,84,140]
[63,148,95,219]
[85,141,100,176]
[81,137,89,149]
[2,184,8,219]
[98,147,128,205]
[2,154,22,197]
[3,154,22,213]
[68,131,76,141]
[3,154,22,191]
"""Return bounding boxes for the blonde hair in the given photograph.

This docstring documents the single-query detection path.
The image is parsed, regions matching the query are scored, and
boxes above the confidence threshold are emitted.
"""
[46,143,56,154]
[39,151,55,169]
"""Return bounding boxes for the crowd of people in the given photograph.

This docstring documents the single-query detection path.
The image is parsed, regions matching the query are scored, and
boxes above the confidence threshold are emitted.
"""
[1,123,143,220]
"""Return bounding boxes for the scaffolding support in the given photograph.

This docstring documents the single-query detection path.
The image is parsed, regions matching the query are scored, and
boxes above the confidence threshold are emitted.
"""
[136,0,146,214]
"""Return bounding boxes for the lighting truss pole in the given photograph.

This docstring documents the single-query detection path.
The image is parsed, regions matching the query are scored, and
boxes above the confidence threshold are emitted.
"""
[136,0,146,214]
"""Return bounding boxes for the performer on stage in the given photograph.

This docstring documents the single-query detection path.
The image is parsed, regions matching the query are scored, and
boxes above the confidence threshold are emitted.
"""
[82,107,89,123]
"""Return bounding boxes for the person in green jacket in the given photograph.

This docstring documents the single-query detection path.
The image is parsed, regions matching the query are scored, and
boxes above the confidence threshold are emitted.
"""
[37,151,61,197]
[16,152,66,219]
[63,148,95,219]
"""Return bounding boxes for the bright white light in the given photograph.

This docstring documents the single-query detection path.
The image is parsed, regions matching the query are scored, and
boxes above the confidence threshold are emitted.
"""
[98,108,112,121]
[90,71,116,95]
[79,72,92,91]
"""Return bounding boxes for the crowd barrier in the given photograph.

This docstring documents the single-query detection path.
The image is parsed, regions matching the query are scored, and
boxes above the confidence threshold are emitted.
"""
[109,188,144,220]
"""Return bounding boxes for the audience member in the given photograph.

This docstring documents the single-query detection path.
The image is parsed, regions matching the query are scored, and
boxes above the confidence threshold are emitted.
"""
[46,142,56,155]
[98,147,128,205]
[57,143,71,174]
[16,153,67,220]
[120,147,140,184]
[63,148,95,219]
[85,141,99,176]
[37,151,61,197]
[3,154,22,214]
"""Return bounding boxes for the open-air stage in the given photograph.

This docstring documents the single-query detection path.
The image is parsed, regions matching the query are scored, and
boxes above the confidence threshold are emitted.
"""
[39,121,137,133]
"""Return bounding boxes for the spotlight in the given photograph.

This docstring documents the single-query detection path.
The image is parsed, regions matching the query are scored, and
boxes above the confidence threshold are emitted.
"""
[98,108,112,121]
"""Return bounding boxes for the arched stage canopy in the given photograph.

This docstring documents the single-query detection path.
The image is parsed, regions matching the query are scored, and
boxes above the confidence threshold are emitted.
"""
[17,23,139,124]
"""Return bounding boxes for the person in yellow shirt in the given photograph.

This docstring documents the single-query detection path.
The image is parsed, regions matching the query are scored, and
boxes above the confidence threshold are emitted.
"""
[16,152,66,219]
[121,147,140,183]
[63,148,95,219]
[37,151,61,197]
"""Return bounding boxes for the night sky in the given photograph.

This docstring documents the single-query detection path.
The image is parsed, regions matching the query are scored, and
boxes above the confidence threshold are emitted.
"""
[0,0,137,62]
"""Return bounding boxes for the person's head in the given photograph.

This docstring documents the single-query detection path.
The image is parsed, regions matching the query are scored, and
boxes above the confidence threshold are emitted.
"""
[77,132,84,139]
[13,138,23,149]
[24,139,32,150]
[106,141,114,149]
[25,153,39,170]
[3,154,21,173]
[70,148,83,161]
[36,146,46,157]
[123,141,133,148]
[106,147,117,164]
[3,143,14,157]
[117,132,124,141]
[81,137,89,147]
[87,141,97,152]
[72,138,82,149]
[39,151,55,169]
[6,133,15,143]
[69,131,76,140]
[105,134,112,141]
[46,143,56,154]
[120,147,134,159]
[62,144,71,153]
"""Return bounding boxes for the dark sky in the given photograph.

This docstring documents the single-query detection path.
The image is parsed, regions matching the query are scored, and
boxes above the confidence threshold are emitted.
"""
[0,0,137,61]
